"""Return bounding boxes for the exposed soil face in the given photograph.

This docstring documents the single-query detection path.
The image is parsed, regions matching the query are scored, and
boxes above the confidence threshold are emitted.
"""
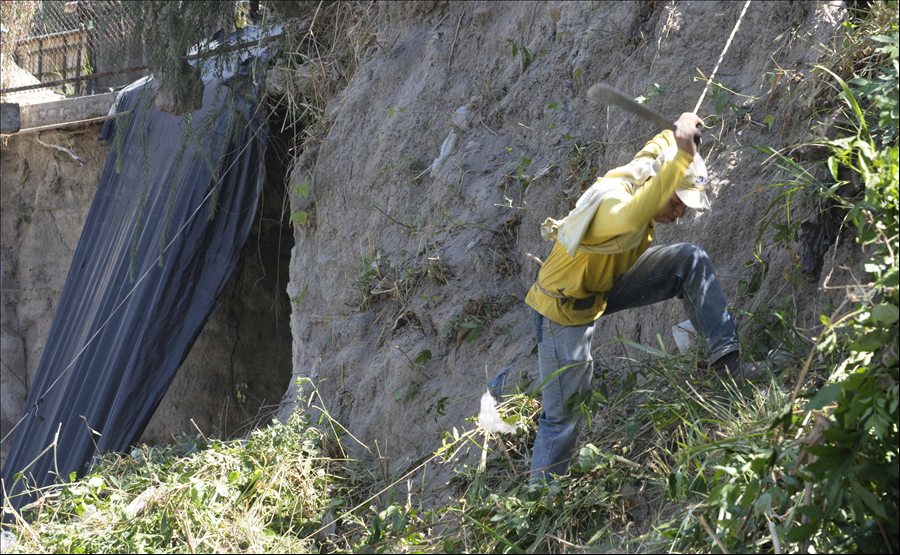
[279,1,859,471]
[0,128,108,468]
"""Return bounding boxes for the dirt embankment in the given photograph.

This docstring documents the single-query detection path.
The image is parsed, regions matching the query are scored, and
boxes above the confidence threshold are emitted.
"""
[0,130,107,467]
[279,0,855,469]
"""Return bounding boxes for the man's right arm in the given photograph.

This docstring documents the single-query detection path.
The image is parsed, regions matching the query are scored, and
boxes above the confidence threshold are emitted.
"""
[633,129,676,161]
[583,113,704,242]
[583,149,692,242]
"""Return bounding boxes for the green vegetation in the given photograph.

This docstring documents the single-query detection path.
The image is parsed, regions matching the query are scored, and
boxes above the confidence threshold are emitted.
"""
[442,294,518,345]
[564,138,602,200]
[381,152,428,187]
[3,406,335,553]
[506,39,542,72]
[353,244,449,311]
[16,203,33,225]
[634,82,666,106]
[291,177,310,228]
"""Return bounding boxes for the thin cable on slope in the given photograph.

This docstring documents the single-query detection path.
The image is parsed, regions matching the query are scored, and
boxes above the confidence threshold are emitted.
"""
[693,0,753,115]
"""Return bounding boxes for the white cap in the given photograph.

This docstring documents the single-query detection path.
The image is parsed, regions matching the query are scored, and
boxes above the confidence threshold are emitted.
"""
[649,147,712,211]
[675,152,711,211]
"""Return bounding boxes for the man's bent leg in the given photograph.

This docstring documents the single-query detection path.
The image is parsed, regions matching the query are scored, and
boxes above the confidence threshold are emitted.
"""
[530,311,595,483]
[603,243,739,364]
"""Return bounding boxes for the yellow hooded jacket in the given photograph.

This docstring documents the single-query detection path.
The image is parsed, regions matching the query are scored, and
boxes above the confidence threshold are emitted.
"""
[525,130,693,326]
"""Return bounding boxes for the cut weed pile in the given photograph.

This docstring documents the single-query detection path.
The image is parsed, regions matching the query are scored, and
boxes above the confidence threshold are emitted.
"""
[0,359,794,554]
[3,325,895,554]
[2,407,339,553]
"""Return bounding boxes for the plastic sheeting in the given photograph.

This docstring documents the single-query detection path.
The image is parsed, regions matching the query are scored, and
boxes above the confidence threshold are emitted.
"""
[1,50,268,516]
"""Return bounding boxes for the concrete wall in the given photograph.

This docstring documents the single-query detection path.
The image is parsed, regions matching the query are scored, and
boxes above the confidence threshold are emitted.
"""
[18,91,116,129]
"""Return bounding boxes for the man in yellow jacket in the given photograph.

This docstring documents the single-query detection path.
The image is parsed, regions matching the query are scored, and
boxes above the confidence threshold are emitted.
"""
[526,113,752,482]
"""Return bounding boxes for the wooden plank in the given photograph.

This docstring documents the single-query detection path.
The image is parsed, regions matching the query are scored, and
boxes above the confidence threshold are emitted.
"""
[37,39,43,83]
[11,110,132,136]
[76,33,83,96]
[62,36,68,82]
[13,28,87,45]
[27,42,86,55]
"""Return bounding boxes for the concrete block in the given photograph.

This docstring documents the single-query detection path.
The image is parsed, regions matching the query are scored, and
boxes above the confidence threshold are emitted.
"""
[0,103,21,134]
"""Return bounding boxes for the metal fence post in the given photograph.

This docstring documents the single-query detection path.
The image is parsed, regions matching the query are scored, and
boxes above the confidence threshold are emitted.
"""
[37,38,43,82]
[62,34,68,87]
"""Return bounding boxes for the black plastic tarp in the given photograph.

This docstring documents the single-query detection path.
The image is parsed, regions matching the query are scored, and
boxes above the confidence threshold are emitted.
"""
[2,46,269,516]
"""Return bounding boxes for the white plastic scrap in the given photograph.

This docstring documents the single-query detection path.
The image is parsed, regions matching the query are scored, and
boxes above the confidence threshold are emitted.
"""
[431,130,458,174]
[1,531,18,554]
[449,105,470,129]
[531,163,552,181]
[430,105,470,175]
[479,390,517,434]
[672,319,698,355]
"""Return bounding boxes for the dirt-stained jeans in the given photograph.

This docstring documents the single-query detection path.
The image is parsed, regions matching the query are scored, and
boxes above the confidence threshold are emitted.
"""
[530,243,739,482]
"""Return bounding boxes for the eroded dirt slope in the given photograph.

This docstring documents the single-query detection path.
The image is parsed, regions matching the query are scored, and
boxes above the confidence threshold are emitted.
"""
[0,130,107,467]
[279,0,857,469]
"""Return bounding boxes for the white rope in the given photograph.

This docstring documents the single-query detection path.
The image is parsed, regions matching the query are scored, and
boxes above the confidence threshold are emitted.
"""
[693,0,753,115]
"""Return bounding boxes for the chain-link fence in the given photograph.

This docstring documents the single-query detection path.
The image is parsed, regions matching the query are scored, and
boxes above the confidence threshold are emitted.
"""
[1,0,147,99]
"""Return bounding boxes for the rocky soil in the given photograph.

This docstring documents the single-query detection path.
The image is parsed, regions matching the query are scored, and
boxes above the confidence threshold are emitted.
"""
[278,0,859,471]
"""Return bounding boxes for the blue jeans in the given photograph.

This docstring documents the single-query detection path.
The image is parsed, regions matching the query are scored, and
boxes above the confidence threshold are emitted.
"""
[529,243,739,482]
